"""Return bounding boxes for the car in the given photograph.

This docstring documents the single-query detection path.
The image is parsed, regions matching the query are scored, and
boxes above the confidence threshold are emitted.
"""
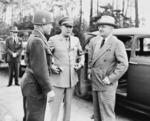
[18,30,32,77]
[0,40,6,64]
[75,27,150,116]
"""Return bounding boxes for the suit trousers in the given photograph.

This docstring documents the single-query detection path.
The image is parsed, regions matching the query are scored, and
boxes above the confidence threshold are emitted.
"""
[48,86,74,121]
[92,89,116,121]
[8,61,19,85]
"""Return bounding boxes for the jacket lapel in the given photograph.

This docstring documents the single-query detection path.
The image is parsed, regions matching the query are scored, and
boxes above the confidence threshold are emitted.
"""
[92,36,114,65]
[92,36,102,60]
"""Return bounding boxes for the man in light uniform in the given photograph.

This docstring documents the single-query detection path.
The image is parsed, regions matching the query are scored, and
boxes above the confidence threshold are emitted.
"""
[48,17,85,121]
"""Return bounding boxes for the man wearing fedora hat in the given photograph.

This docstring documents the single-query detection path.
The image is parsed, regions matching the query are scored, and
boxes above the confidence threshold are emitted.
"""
[5,26,23,87]
[88,15,128,121]
[47,16,84,121]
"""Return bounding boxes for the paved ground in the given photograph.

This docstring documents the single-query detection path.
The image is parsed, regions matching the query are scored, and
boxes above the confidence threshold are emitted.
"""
[0,66,94,121]
[0,65,150,121]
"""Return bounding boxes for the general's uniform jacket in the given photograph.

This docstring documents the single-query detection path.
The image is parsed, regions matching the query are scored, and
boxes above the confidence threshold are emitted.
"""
[48,34,85,88]
[88,35,128,91]
[5,36,23,62]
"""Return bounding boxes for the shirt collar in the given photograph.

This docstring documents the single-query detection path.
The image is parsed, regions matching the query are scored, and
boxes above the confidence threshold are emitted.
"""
[103,34,112,43]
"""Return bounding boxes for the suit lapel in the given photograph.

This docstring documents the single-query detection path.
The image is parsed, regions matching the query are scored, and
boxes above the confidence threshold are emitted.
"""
[92,36,102,60]
[92,36,114,65]
[9,36,15,46]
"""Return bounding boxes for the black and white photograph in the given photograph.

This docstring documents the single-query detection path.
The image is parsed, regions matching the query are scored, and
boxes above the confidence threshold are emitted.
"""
[0,0,150,121]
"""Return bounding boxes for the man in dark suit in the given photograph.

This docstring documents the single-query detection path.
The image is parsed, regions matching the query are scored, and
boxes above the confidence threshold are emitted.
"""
[20,10,55,121]
[88,15,128,121]
[5,26,23,86]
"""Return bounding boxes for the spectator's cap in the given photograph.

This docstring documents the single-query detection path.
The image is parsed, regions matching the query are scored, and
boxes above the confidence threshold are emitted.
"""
[10,26,18,33]
[58,17,74,27]
[96,15,118,28]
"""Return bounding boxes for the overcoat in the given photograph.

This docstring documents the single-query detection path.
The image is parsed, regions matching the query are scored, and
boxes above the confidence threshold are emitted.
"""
[20,30,53,121]
[5,36,23,62]
[88,34,128,91]
[48,34,85,88]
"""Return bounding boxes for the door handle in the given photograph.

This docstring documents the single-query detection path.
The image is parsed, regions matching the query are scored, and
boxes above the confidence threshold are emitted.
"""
[129,61,138,65]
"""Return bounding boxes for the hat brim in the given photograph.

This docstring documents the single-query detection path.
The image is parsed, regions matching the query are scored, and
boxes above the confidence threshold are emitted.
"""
[62,22,74,27]
[96,23,118,28]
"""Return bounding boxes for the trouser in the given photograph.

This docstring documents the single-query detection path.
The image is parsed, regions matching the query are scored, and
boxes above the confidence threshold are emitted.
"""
[48,86,74,121]
[21,72,47,121]
[8,62,19,85]
[92,90,116,121]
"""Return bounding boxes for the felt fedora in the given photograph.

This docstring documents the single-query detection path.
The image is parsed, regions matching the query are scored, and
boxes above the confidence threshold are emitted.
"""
[96,15,118,28]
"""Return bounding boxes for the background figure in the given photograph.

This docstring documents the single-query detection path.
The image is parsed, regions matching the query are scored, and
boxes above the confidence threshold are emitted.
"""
[5,26,23,86]
[20,10,55,121]
[88,15,128,121]
[48,17,84,121]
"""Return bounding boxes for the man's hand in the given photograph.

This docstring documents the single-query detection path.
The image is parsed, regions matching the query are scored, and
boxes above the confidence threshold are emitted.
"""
[74,63,83,71]
[51,65,61,74]
[47,90,55,103]
[102,77,111,85]
[12,53,17,58]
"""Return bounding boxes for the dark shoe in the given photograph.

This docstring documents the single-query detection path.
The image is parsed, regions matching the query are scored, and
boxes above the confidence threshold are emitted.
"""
[91,114,94,119]
[15,84,20,86]
[7,85,11,87]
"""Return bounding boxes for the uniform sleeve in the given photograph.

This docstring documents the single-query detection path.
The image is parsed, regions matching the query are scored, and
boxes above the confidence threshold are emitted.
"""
[108,41,129,83]
[47,37,55,53]
[30,39,52,93]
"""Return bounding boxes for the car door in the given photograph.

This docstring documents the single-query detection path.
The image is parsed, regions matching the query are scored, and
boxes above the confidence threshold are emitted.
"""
[127,35,150,106]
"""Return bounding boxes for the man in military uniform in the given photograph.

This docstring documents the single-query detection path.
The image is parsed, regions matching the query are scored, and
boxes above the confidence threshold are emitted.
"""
[20,10,55,121]
[5,26,23,86]
[47,17,85,121]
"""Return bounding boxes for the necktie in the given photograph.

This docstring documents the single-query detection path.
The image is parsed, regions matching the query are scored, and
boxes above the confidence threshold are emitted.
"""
[100,39,105,48]
[13,37,16,44]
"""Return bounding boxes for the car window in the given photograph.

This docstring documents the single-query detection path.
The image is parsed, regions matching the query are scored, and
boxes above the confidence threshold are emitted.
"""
[116,35,133,59]
[135,37,150,58]
[116,35,132,50]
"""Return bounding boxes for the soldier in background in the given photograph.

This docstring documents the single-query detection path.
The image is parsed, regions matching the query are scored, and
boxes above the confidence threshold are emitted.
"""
[5,26,23,86]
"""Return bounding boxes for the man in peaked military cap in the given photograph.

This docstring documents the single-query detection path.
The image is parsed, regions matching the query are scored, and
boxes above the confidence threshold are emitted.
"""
[20,10,55,121]
[47,16,85,121]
